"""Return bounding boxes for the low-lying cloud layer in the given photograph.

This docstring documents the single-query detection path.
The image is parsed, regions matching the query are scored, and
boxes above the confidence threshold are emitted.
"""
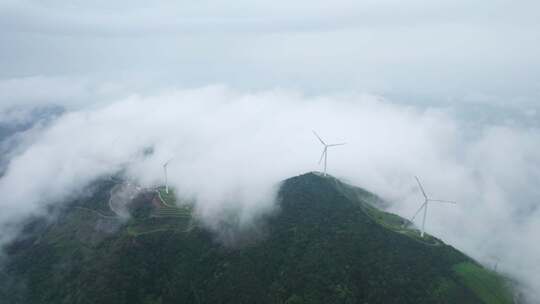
[0,86,539,301]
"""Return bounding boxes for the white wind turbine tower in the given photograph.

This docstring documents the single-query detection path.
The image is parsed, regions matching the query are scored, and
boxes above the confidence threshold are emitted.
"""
[410,176,456,237]
[163,159,172,194]
[312,131,346,176]
[487,255,500,272]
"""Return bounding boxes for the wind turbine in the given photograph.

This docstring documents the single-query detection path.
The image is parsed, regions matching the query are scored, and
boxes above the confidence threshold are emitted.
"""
[312,131,346,176]
[163,159,172,194]
[410,176,456,237]
[487,255,500,272]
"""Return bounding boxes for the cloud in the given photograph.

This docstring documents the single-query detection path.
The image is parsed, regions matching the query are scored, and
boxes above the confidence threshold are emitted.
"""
[0,76,130,112]
[0,86,539,300]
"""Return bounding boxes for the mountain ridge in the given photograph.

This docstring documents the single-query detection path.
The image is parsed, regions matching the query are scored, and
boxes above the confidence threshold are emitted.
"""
[0,172,516,303]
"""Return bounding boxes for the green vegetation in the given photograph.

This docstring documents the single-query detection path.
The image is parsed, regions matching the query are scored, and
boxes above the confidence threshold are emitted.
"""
[72,178,117,216]
[0,173,516,304]
[330,174,442,244]
[157,187,177,206]
[453,262,514,304]
[153,205,192,218]
[125,188,194,236]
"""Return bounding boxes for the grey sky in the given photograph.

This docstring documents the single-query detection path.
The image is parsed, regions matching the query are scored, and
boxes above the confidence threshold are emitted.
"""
[1,0,539,107]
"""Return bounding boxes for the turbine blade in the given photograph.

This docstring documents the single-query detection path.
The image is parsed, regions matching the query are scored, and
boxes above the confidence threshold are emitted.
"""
[410,202,427,223]
[328,143,346,147]
[318,148,326,164]
[415,176,428,199]
[312,130,326,145]
[428,199,457,204]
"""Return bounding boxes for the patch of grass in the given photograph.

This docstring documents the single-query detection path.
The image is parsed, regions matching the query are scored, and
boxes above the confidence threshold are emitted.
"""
[453,262,514,304]
[125,187,195,236]
[153,206,192,218]
[127,225,177,236]
[126,214,193,236]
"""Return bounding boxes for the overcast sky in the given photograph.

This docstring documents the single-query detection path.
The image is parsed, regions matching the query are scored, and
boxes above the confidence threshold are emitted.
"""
[1,0,539,108]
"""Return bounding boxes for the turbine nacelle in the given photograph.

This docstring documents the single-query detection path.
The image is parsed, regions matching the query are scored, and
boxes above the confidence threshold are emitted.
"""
[163,159,172,168]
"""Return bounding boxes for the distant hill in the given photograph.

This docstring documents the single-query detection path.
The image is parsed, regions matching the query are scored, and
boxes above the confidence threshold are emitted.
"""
[0,105,64,177]
[0,172,516,303]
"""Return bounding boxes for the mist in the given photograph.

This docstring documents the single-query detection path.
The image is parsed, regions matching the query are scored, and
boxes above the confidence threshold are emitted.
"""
[0,86,539,301]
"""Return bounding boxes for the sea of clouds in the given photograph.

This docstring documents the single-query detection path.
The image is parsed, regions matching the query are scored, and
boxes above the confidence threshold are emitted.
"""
[0,86,539,301]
